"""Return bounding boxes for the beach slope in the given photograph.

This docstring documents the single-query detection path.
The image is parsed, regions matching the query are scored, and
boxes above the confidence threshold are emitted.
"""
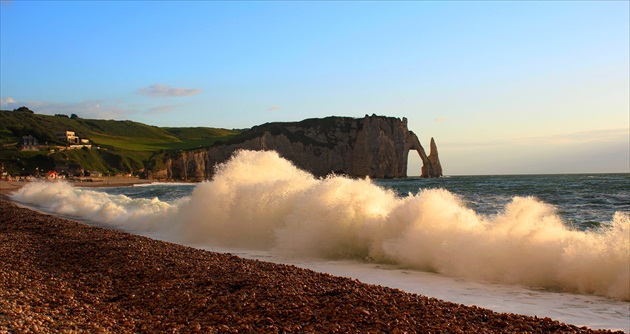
[0,200,622,333]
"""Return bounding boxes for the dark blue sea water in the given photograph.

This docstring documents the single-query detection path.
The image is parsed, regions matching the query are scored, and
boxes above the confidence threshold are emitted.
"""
[374,173,630,231]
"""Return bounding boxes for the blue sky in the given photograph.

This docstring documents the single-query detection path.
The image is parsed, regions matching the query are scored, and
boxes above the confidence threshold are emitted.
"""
[1,1,628,175]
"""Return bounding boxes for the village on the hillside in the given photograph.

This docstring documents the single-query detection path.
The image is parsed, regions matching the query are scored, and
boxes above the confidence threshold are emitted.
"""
[18,130,91,151]
[1,130,103,183]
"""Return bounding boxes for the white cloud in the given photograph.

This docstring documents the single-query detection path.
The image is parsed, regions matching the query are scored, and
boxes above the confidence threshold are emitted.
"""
[0,96,18,107]
[137,84,202,97]
[267,106,281,112]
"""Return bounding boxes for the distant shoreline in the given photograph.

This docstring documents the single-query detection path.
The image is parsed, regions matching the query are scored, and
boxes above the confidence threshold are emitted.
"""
[0,177,164,199]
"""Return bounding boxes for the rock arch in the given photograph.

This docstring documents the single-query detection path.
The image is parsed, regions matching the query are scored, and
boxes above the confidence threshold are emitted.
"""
[161,115,442,180]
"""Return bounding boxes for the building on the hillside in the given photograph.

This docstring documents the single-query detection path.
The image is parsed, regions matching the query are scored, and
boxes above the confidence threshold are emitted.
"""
[18,135,39,151]
[56,130,80,144]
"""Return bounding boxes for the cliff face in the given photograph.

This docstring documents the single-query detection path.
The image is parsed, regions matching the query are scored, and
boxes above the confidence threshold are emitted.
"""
[159,115,441,181]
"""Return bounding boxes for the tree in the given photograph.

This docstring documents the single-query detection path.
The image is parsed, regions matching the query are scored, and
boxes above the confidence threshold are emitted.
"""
[13,106,34,114]
[70,113,79,119]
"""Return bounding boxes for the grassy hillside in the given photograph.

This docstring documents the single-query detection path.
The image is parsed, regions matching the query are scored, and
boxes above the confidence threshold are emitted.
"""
[0,108,240,150]
[0,107,241,175]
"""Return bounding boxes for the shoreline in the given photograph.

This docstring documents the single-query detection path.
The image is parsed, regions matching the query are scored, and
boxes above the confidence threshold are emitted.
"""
[0,199,623,333]
[0,177,173,199]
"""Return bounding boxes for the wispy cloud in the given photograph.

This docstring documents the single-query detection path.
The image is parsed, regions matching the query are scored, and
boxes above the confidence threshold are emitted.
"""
[443,128,630,150]
[267,106,281,112]
[146,105,181,114]
[513,128,630,146]
[137,84,201,97]
[2,97,191,120]
[0,96,18,107]
[2,98,140,119]
[29,100,134,119]
[434,116,448,123]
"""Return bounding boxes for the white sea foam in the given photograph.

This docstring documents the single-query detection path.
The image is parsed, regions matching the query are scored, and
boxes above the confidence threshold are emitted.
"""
[133,182,193,187]
[11,150,630,302]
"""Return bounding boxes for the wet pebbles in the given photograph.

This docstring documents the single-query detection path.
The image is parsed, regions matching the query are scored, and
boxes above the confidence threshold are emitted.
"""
[0,200,623,333]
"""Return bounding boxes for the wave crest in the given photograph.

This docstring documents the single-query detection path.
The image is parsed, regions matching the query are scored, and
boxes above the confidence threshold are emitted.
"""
[10,150,630,300]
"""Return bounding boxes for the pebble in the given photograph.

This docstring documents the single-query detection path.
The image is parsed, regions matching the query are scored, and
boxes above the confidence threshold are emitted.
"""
[0,200,623,333]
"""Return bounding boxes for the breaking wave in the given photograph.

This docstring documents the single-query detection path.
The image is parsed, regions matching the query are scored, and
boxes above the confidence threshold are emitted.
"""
[10,150,630,301]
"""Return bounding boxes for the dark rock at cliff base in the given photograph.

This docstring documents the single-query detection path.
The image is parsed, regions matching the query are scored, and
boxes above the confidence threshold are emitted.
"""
[159,115,442,181]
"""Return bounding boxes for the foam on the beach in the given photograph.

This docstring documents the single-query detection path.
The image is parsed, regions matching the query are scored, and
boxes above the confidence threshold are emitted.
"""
[11,150,630,301]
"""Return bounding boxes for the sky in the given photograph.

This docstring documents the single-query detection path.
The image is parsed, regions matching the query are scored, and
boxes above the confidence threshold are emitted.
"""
[1,1,628,176]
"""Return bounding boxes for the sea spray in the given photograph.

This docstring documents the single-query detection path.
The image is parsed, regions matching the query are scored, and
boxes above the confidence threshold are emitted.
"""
[165,150,317,248]
[275,175,398,260]
[10,150,630,301]
[386,194,630,300]
[11,180,175,231]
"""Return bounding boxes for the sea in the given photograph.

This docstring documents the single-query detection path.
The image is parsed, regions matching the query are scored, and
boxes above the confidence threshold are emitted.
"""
[9,150,630,332]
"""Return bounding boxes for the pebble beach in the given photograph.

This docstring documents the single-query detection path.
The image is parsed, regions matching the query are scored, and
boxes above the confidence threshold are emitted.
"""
[0,197,624,333]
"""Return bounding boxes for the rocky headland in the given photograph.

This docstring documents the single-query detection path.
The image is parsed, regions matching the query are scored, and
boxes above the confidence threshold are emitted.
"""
[150,115,442,181]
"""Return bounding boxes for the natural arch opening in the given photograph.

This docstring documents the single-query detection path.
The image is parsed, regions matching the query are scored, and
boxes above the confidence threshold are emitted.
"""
[406,152,423,177]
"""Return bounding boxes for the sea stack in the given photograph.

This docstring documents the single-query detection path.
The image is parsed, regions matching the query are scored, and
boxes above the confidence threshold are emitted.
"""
[426,137,443,177]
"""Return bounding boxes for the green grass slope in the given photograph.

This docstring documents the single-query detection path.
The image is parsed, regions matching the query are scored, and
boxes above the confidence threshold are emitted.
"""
[0,108,240,151]
[0,108,241,175]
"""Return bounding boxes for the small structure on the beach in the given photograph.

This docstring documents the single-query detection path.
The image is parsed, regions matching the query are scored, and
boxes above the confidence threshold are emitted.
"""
[45,171,59,179]
[1,164,7,180]
[85,170,103,178]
